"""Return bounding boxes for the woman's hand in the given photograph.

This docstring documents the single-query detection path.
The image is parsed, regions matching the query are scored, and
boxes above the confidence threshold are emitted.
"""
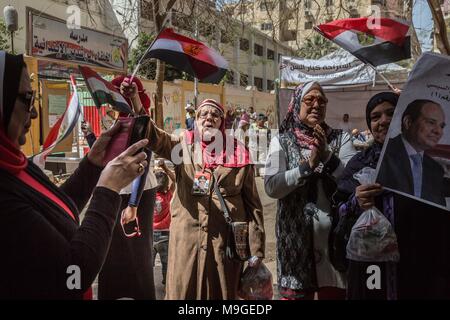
[121,206,138,225]
[96,139,149,193]
[355,183,383,210]
[313,124,331,162]
[88,121,129,167]
[120,81,143,114]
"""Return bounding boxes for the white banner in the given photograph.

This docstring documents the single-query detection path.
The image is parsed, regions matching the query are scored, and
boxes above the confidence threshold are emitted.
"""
[280,49,376,87]
[28,10,128,71]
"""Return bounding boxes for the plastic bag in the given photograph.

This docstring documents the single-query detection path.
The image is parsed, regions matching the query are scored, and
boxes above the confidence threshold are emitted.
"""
[346,168,400,262]
[238,262,273,300]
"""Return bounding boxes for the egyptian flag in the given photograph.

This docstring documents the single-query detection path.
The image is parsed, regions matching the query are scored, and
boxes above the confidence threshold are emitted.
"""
[33,76,81,169]
[315,18,411,66]
[141,28,228,84]
[79,66,132,114]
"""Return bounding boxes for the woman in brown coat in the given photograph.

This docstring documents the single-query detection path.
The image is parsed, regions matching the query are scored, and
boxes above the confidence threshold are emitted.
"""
[146,99,265,300]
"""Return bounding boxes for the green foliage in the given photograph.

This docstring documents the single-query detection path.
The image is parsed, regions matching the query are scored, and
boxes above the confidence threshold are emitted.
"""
[0,19,11,52]
[298,35,337,59]
[128,32,156,79]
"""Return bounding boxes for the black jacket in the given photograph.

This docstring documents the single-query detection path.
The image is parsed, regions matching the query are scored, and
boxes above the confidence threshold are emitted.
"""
[377,134,446,206]
[0,158,121,299]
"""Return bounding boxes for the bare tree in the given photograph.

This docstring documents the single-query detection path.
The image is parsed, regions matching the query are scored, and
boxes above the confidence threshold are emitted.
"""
[427,0,450,55]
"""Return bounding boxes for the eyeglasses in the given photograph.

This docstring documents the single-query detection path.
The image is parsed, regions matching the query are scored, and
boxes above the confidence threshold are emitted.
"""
[302,95,328,107]
[16,90,36,112]
[198,109,222,121]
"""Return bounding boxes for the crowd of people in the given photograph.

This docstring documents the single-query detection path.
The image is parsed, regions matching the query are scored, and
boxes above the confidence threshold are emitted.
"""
[1,51,449,300]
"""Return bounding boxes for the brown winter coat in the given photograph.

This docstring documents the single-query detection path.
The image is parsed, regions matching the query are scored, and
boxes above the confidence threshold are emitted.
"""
[146,120,265,300]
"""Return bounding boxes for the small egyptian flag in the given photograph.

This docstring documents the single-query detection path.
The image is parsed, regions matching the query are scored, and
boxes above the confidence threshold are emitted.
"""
[141,28,229,84]
[315,18,411,66]
[79,66,132,114]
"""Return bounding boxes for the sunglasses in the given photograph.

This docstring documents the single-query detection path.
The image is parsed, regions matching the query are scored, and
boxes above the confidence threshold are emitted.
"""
[16,90,36,112]
[198,111,222,120]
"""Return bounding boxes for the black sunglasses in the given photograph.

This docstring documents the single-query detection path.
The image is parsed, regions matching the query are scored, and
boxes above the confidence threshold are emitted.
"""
[16,90,36,112]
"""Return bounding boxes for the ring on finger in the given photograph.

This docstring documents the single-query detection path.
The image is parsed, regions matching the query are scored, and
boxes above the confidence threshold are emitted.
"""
[138,162,145,173]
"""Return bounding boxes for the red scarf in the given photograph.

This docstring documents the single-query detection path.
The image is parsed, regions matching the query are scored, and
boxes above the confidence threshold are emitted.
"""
[0,126,92,299]
[185,128,250,169]
[0,125,28,174]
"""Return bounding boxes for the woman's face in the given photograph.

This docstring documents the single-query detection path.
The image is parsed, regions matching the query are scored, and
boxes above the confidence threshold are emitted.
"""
[370,101,395,144]
[299,88,327,128]
[196,105,223,139]
[7,67,38,148]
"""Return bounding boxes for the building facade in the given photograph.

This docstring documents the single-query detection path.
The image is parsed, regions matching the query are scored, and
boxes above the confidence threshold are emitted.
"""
[113,0,294,92]
[229,0,405,51]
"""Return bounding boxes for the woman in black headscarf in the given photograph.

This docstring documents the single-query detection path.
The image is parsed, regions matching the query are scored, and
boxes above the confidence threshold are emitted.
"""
[336,92,399,300]
[0,51,149,299]
[338,91,450,300]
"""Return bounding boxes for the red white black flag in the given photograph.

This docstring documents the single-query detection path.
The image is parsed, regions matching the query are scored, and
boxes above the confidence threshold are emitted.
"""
[315,18,411,66]
[141,28,229,84]
[79,66,132,114]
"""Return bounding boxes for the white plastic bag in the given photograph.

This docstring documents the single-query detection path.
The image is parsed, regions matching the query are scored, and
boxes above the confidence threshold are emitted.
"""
[346,168,400,262]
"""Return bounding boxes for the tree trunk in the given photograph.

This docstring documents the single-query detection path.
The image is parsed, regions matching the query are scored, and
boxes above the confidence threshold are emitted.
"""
[428,0,450,55]
[155,59,165,128]
[405,0,422,61]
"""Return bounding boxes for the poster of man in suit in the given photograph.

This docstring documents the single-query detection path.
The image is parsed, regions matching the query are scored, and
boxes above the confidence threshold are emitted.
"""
[376,53,450,210]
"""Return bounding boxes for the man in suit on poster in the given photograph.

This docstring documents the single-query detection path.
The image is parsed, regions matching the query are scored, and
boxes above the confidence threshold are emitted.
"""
[377,99,447,206]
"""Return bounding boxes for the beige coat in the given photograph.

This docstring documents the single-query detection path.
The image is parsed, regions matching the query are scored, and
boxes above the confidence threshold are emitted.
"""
[146,121,265,300]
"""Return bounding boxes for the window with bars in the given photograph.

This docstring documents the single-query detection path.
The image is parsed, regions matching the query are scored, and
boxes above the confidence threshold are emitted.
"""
[254,43,263,56]
[240,38,250,51]
[267,49,275,60]
[140,0,154,21]
[261,23,273,31]
[240,73,249,87]
[254,77,263,91]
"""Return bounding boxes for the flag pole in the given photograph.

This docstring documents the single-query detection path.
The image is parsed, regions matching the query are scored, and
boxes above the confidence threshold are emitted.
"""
[366,63,397,92]
[130,14,171,81]
[193,10,199,108]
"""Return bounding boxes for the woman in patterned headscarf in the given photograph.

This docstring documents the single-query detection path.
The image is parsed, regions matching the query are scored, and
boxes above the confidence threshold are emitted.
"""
[264,81,357,300]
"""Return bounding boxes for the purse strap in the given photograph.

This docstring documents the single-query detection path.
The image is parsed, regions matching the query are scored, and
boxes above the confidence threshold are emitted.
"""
[213,172,233,225]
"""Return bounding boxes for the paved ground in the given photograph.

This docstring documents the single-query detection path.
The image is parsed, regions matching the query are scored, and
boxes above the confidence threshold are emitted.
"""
[91,175,280,300]
[151,176,280,300]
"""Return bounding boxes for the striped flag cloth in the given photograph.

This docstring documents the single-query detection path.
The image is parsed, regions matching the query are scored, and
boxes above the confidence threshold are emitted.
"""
[141,28,228,84]
[33,76,81,169]
[79,65,132,114]
[315,18,411,66]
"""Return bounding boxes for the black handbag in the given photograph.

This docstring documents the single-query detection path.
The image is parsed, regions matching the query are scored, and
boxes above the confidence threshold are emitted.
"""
[214,175,251,262]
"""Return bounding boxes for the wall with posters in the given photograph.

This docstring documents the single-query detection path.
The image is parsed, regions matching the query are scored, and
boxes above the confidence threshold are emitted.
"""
[140,80,277,132]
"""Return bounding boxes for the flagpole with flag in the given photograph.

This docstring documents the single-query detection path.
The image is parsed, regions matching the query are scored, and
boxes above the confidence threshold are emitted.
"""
[314,25,396,90]
[314,18,411,91]
[194,14,199,108]
[32,75,82,169]
[130,15,172,82]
